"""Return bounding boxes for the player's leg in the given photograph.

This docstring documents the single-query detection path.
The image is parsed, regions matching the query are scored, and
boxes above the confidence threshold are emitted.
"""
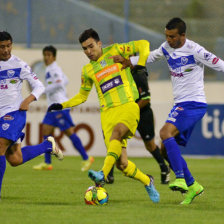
[116,147,160,203]
[0,137,11,199]
[33,123,54,170]
[138,105,169,183]
[6,136,63,166]
[160,122,189,192]
[65,127,94,172]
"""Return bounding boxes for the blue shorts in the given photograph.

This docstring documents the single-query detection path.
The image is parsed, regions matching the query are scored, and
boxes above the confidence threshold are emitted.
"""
[42,109,75,131]
[0,110,26,143]
[166,101,207,146]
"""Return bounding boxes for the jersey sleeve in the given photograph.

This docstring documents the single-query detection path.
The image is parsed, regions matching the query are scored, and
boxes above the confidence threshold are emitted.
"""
[130,44,164,66]
[61,67,93,108]
[116,40,150,66]
[20,62,45,100]
[193,44,224,72]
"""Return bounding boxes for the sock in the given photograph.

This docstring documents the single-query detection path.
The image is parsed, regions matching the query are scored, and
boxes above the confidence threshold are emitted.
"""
[123,160,150,186]
[70,133,88,160]
[181,157,195,186]
[108,165,114,177]
[163,137,184,179]
[0,155,6,197]
[22,140,52,164]
[151,146,168,172]
[43,136,51,164]
[102,140,122,178]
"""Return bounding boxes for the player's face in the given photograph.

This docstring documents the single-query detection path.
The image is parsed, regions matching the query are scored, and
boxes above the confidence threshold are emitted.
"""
[81,37,102,61]
[165,28,185,49]
[43,51,56,66]
[0,40,12,61]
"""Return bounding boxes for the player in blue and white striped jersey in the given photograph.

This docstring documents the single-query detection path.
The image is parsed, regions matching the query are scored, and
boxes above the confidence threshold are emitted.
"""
[0,32,63,200]
[33,46,94,172]
[112,18,224,205]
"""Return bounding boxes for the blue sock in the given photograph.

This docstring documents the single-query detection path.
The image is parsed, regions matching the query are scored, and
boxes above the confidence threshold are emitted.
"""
[163,137,184,179]
[181,157,195,186]
[22,140,52,164]
[43,136,52,164]
[69,133,88,160]
[0,155,6,197]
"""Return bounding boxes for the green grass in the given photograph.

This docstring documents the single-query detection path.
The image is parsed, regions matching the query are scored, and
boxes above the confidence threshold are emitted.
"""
[0,156,224,224]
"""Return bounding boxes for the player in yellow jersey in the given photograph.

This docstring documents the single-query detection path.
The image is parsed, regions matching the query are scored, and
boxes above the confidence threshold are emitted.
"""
[48,28,160,203]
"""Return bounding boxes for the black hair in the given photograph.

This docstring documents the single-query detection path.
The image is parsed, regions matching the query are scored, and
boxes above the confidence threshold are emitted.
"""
[79,28,100,43]
[0,31,13,42]
[43,45,57,57]
[166,18,186,35]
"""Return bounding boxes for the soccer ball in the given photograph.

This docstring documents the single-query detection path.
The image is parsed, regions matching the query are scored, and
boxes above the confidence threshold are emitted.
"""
[84,186,109,205]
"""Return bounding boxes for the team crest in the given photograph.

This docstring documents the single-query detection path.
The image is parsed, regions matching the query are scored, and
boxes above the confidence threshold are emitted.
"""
[100,60,107,67]
[7,70,15,78]
[181,57,188,65]
[2,123,10,130]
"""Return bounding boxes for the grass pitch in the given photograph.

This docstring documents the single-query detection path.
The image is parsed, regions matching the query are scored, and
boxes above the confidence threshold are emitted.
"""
[0,156,223,224]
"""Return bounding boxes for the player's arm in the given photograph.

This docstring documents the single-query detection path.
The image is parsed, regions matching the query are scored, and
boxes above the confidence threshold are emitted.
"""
[194,45,224,72]
[20,63,45,110]
[48,68,93,111]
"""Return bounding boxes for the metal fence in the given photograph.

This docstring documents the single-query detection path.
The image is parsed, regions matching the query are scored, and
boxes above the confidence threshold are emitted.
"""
[0,0,223,80]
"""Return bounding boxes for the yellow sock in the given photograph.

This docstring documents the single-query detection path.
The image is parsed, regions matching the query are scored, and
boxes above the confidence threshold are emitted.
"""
[123,160,150,186]
[102,139,122,178]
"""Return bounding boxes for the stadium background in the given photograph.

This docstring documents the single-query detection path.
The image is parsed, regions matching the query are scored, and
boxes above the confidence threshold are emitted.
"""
[0,0,223,156]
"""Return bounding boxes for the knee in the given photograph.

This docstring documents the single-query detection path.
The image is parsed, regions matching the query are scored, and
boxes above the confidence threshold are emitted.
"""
[160,128,171,141]
[8,160,20,167]
[6,156,22,167]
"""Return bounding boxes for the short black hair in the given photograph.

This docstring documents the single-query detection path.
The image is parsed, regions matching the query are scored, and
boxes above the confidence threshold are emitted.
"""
[0,31,13,42]
[166,18,186,35]
[43,45,57,57]
[79,28,100,43]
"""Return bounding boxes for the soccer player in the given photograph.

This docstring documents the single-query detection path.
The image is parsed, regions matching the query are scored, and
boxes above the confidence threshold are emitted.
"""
[106,65,170,184]
[0,31,63,199]
[48,28,160,203]
[33,45,94,171]
[111,17,224,204]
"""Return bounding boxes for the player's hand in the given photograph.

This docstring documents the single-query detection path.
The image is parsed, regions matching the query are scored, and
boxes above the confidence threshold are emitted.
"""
[131,65,148,76]
[109,55,132,70]
[48,103,63,112]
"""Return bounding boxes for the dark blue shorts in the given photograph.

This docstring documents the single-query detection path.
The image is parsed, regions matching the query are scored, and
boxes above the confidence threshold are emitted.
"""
[42,109,75,131]
[166,101,207,146]
[0,110,26,142]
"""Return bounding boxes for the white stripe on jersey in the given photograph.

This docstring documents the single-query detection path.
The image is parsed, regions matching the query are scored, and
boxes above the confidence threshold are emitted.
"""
[0,55,45,118]
[130,39,224,104]
[44,61,68,106]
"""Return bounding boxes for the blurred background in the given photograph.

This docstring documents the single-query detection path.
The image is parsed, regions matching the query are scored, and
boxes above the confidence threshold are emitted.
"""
[1,0,224,80]
[0,0,223,156]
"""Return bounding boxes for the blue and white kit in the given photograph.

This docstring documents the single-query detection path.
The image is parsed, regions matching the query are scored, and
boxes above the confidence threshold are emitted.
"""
[0,55,45,142]
[43,61,74,130]
[131,39,224,145]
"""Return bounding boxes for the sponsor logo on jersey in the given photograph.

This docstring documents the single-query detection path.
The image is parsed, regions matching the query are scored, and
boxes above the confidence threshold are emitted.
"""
[10,79,18,84]
[7,70,15,78]
[2,123,10,131]
[170,111,179,117]
[3,115,14,121]
[197,48,203,54]
[100,60,107,67]
[184,68,193,72]
[181,57,188,65]
[212,57,219,64]
[204,52,212,61]
[0,84,8,89]
[56,113,63,119]
[95,64,119,82]
[100,76,123,94]
[170,71,184,77]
